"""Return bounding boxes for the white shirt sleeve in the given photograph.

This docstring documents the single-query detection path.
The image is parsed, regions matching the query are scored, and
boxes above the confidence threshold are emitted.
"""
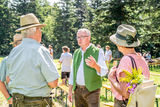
[104,51,107,61]
[69,63,73,85]
[97,49,108,76]
[59,54,63,62]
[40,49,60,82]
[109,50,112,55]
[51,49,53,53]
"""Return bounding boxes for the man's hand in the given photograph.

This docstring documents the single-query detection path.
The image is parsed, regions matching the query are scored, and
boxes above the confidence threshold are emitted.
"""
[48,79,58,88]
[68,90,72,102]
[85,55,100,72]
[59,60,62,64]
[68,85,73,103]
[85,55,96,68]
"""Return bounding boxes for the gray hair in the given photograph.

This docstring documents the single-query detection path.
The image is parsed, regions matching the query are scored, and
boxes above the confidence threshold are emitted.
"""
[77,28,91,36]
[21,27,36,38]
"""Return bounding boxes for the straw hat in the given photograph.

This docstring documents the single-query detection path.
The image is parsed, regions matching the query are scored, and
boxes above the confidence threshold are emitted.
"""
[110,24,140,47]
[16,13,46,32]
[10,34,22,44]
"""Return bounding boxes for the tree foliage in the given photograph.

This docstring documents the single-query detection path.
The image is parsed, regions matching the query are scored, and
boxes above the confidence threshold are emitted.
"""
[0,0,159,58]
[0,0,14,55]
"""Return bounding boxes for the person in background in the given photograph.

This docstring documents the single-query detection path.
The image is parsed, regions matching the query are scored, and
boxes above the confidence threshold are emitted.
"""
[0,34,22,107]
[146,51,152,62]
[96,44,105,56]
[6,13,60,107]
[105,45,112,69]
[68,47,70,52]
[48,45,53,58]
[108,24,150,107]
[96,44,101,48]
[146,52,151,60]
[68,28,108,107]
[143,52,147,59]
[41,42,46,47]
[59,46,72,85]
[10,34,22,47]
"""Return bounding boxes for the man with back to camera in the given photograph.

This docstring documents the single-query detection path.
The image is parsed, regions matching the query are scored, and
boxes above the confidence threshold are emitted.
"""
[6,13,60,107]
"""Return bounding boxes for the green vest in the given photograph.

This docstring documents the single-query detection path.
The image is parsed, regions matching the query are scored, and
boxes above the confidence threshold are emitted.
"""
[73,44,102,92]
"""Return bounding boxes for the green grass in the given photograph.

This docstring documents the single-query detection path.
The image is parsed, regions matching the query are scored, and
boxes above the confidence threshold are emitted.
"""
[150,75,160,95]
[0,92,6,105]
[0,56,4,61]
[0,57,160,106]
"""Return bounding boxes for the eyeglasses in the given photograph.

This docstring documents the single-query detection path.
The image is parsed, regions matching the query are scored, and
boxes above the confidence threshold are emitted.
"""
[76,36,89,40]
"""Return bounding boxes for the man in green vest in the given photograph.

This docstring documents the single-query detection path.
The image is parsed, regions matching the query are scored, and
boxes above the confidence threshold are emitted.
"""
[68,28,108,107]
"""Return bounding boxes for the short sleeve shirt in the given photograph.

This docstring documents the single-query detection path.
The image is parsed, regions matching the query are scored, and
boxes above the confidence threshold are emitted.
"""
[6,38,60,97]
[49,49,53,54]
[59,52,72,72]
[105,50,112,61]
[0,57,8,82]
[0,57,11,94]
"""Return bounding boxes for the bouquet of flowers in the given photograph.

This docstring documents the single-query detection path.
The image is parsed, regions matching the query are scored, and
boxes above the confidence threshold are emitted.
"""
[120,67,144,104]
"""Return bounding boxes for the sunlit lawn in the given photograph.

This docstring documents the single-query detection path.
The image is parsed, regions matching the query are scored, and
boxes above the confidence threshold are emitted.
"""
[0,57,160,106]
[0,92,6,105]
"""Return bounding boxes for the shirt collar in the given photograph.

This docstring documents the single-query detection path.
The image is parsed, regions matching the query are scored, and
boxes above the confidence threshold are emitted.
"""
[80,43,92,53]
[22,38,40,44]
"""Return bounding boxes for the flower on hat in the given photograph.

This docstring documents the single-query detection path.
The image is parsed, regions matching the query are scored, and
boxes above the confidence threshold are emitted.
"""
[126,33,139,45]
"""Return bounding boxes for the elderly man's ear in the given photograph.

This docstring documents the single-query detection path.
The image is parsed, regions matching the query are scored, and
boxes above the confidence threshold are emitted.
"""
[6,76,10,84]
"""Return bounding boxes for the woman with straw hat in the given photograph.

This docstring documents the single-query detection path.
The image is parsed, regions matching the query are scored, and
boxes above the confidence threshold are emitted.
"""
[108,24,150,107]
